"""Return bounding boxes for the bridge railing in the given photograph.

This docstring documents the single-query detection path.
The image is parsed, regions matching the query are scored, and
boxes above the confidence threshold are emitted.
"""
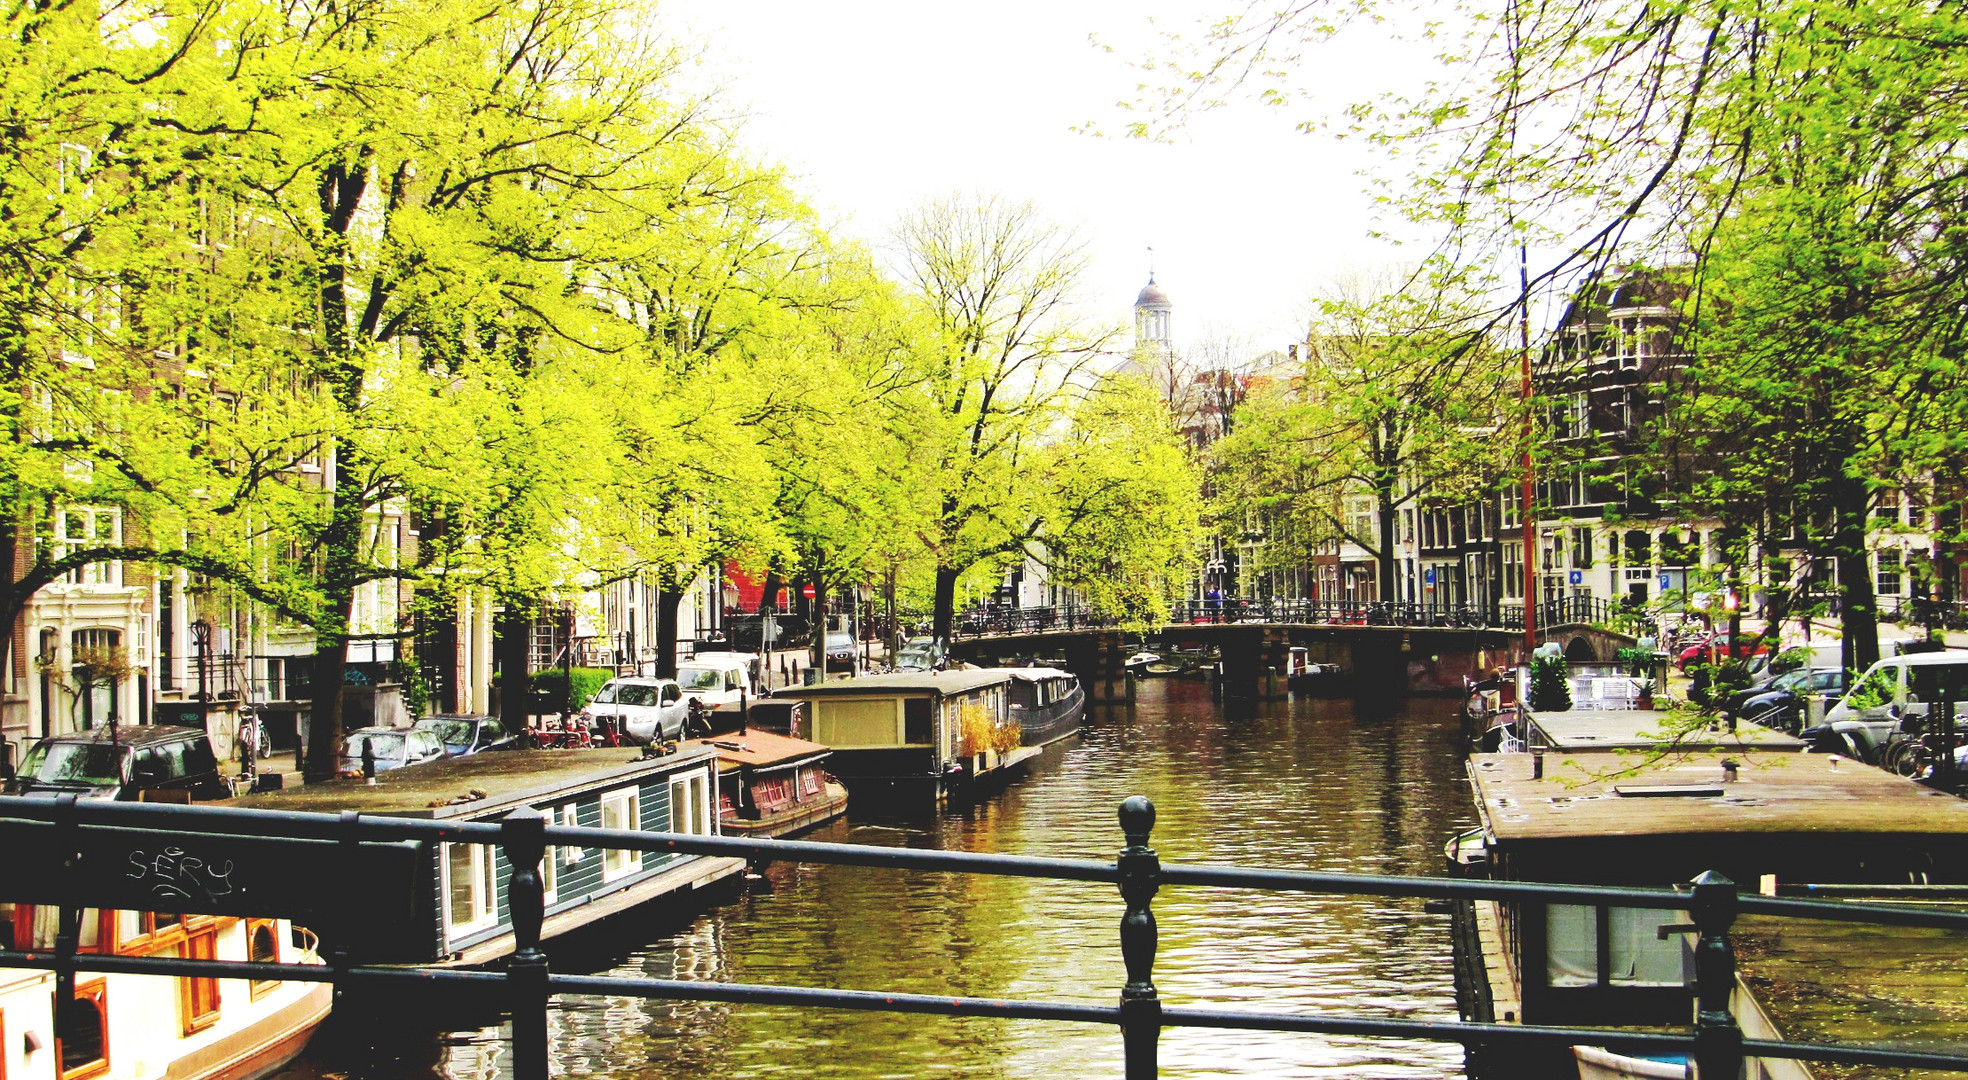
[5,795,1968,1079]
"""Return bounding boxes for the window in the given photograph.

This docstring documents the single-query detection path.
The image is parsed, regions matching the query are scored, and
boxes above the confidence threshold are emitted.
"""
[52,509,122,586]
[601,791,641,880]
[1572,528,1594,570]
[558,804,582,864]
[1545,905,1687,988]
[1502,542,1524,601]
[247,920,280,1000]
[59,980,109,1080]
[180,927,221,1034]
[444,843,498,936]
[69,629,122,729]
[1877,550,1903,596]
[669,772,712,836]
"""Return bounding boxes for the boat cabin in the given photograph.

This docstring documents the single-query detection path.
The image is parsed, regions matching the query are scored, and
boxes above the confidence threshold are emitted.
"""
[231,747,741,965]
[681,729,848,838]
[1461,751,1968,1029]
[1004,668,1085,748]
[776,671,1031,800]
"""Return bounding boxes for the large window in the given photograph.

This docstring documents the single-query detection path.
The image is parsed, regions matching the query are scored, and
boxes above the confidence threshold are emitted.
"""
[69,629,122,729]
[1545,904,1687,988]
[444,843,498,936]
[601,791,641,880]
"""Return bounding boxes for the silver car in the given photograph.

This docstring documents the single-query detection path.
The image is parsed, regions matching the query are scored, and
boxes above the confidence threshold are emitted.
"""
[580,677,689,744]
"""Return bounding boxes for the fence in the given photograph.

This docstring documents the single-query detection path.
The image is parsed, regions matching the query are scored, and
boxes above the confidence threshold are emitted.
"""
[953,597,1625,637]
[4,794,1968,1079]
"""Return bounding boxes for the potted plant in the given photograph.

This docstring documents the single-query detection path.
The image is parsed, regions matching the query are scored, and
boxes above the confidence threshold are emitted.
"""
[1634,676,1657,710]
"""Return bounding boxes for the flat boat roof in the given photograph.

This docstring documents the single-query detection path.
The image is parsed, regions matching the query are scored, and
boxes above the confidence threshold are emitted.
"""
[772,670,1012,697]
[685,729,831,771]
[1529,709,1805,752]
[1469,751,1968,843]
[231,746,718,819]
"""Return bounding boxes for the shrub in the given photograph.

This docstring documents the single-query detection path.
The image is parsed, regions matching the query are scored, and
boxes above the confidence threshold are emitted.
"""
[495,667,617,711]
[1529,653,1573,712]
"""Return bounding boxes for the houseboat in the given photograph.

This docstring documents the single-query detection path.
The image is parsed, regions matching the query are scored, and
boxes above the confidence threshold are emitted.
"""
[231,747,743,966]
[1448,749,1968,1080]
[0,907,330,1080]
[682,729,848,838]
[1005,667,1084,748]
[775,670,1034,802]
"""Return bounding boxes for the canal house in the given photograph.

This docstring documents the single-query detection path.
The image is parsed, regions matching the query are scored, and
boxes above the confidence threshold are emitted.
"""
[1452,750,1968,1078]
[232,747,742,965]
[776,671,1034,801]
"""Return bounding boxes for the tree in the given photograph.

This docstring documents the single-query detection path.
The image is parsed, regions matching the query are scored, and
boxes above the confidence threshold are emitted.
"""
[892,192,1117,643]
[1211,268,1508,603]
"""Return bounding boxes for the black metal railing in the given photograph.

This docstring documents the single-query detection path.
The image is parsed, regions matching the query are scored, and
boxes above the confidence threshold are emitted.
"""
[5,794,1968,1078]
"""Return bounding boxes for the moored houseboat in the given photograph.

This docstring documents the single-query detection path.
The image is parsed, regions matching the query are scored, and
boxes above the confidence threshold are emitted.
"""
[230,747,743,966]
[1448,749,1968,1080]
[0,907,330,1080]
[1005,667,1085,749]
[682,729,848,838]
[775,671,1033,803]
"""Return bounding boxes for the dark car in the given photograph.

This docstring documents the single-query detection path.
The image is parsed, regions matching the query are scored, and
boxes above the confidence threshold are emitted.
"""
[823,630,858,673]
[412,714,515,757]
[339,726,447,775]
[1735,667,1846,733]
[4,725,229,801]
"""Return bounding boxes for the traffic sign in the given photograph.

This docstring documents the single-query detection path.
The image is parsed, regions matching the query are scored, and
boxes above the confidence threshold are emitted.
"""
[1569,570,1583,585]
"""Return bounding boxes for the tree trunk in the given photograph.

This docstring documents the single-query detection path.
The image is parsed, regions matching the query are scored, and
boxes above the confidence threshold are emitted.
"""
[656,581,684,678]
[757,569,781,614]
[495,600,533,733]
[305,588,356,783]
[1830,474,1880,676]
[1375,483,1399,606]
[932,564,959,645]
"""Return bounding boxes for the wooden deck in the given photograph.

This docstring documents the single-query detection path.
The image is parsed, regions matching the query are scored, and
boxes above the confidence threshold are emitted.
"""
[1528,709,1805,753]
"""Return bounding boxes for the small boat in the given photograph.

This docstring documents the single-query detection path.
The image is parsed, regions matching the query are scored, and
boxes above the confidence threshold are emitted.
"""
[0,911,330,1080]
[1573,1046,1689,1080]
[1124,651,1161,676]
[776,671,1038,803]
[1006,667,1085,748]
[683,729,848,838]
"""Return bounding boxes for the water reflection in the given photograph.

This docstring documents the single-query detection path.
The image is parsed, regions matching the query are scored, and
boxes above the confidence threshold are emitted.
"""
[292,679,1479,1079]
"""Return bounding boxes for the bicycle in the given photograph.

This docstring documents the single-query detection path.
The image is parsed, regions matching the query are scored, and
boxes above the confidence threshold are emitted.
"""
[237,706,273,765]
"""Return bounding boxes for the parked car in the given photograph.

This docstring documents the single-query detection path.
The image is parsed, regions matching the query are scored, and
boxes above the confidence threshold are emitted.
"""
[727,614,805,653]
[1734,667,1846,733]
[412,714,516,757]
[578,677,689,744]
[339,726,447,775]
[676,652,761,708]
[1675,634,1771,672]
[823,630,858,674]
[896,636,948,672]
[3,725,229,801]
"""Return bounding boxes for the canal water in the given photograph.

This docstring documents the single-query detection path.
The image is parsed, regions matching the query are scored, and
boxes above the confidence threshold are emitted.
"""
[289,679,1480,1079]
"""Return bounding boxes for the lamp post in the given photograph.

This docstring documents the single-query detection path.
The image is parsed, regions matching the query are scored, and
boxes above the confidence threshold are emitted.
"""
[191,620,214,705]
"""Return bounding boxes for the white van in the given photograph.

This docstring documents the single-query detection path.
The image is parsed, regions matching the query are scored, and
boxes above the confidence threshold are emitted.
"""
[1820,650,1968,754]
[675,651,761,709]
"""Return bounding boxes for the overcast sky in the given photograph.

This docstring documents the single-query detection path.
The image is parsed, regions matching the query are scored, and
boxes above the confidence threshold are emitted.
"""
[659,1,1430,356]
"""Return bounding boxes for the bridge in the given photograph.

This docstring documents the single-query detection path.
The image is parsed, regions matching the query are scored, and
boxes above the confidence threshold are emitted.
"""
[950,597,1638,700]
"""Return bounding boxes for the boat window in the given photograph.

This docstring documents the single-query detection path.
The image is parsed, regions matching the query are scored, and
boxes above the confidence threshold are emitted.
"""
[601,791,642,880]
[670,771,713,835]
[248,919,280,999]
[904,698,933,744]
[817,699,901,747]
[1545,904,1688,988]
[559,804,583,864]
[180,927,222,1034]
[444,842,498,935]
[60,979,108,1078]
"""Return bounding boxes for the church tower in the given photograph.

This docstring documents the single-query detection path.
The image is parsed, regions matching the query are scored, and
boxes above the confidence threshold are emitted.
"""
[1133,264,1172,356]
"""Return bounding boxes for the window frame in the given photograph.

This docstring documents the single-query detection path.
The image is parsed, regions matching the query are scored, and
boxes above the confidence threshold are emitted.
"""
[58,978,109,1080]
[442,843,499,938]
[600,791,642,881]
[246,919,280,1001]
[179,926,222,1035]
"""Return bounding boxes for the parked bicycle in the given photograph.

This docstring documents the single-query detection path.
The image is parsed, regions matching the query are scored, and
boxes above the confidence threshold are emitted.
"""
[237,704,273,765]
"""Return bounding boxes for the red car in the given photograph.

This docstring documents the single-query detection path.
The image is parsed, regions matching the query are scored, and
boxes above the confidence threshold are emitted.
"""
[1676,635,1770,671]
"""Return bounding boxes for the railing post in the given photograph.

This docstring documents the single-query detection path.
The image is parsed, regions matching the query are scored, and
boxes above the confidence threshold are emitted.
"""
[1689,871,1743,1080]
[1117,796,1161,1079]
[503,807,550,1080]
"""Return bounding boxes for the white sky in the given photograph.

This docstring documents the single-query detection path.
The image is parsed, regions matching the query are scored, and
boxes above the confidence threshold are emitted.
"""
[658,0,1435,355]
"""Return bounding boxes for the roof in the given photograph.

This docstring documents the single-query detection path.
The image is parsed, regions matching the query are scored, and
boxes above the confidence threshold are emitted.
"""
[1468,751,1968,844]
[30,724,208,748]
[229,746,718,819]
[1135,279,1170,308]
[1529,709,1804,752]
[1005,667,1074,682]
[1862,649,1968,667]
[684,728,831,770]
[680,652,758,666]
[771,670,1012,698]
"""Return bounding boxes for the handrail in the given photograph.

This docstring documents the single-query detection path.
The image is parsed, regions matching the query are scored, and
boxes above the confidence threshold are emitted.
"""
[3,794,1967,1077]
